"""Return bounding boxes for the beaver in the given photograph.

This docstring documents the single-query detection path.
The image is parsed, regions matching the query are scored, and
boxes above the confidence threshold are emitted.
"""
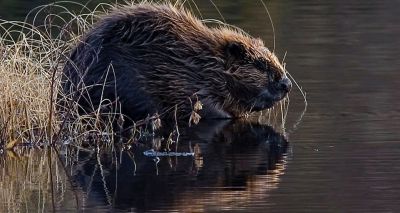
[60,2,292,123]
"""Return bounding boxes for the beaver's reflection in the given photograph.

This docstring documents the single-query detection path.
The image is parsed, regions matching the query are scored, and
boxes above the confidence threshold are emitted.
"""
[72,121,289,211]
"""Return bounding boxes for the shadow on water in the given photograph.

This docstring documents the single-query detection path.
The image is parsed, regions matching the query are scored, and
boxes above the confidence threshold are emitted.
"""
[0,121,289,212]
[66,121,289,212]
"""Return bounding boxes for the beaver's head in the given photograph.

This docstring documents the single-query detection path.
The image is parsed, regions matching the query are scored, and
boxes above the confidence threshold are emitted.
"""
[202,29,292,117]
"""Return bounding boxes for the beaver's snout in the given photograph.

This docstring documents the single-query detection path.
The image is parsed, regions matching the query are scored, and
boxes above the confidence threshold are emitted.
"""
[270,76,291,101]
[277,77,292,93]
[250,76,291,112]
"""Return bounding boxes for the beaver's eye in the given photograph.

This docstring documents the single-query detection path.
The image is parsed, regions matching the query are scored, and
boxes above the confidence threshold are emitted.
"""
[266,64,277,81]
[268,71,274,82]
[266,63,280,81]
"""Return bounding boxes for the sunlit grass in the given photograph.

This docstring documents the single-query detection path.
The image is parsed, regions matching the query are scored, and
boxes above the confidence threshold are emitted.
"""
[0,2,108,148]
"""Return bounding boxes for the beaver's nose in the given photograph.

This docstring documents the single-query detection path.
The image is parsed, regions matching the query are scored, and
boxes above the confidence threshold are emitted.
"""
[278,77,292,93]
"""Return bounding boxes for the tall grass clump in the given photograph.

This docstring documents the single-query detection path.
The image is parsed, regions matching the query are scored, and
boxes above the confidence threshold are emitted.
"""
[0,2,107,148]
[0,21,58,147]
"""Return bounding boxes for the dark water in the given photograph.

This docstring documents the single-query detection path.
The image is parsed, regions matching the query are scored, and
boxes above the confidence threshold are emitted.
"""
[1,0,400,212]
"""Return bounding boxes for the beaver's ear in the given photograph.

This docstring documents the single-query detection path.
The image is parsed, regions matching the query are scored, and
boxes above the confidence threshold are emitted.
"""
[225,41,246,68]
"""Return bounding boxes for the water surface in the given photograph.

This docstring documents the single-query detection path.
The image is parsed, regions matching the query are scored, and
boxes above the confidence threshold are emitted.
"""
[1,0,399,212]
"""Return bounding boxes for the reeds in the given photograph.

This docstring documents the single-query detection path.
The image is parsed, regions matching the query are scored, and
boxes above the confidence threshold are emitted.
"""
[0,20,58,147]
[0,2,110,148]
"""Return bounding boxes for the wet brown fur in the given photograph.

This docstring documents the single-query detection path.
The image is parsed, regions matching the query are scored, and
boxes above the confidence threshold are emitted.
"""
[60,2,290,122]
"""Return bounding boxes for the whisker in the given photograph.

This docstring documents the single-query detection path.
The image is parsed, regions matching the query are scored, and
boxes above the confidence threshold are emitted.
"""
[209,0,226,23]
[286,71,307,106]
[282,50,287,64]
[259,0,276,52]
[285,70,308,136]
[188,0,204,20]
